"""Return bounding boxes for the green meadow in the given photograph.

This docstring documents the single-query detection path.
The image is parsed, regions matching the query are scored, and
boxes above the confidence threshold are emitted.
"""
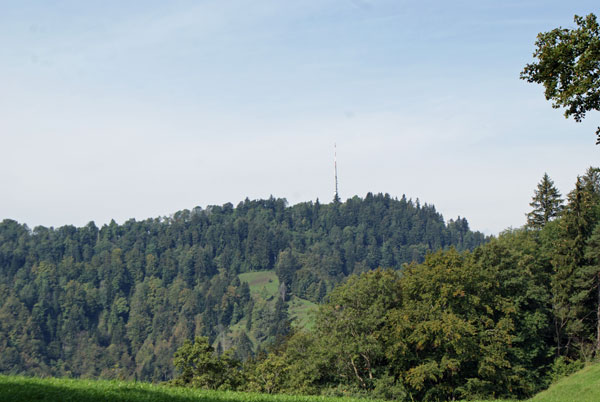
[1,363,599,402]
[0,375,385,402]
[239,271,280,301]
[238,270,317,329]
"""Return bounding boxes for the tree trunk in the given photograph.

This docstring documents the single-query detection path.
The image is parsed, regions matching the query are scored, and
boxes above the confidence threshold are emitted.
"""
[597,272,600,355]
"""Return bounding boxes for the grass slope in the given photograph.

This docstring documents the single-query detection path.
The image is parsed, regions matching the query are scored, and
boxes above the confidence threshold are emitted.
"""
[288,296,317,330]
[239,271,279,301]
[529,363,600,402]
[0,375,384,402]
[238,270,318,329]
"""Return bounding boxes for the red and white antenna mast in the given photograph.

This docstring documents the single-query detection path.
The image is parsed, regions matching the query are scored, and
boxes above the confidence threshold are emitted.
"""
[334,143,339,201]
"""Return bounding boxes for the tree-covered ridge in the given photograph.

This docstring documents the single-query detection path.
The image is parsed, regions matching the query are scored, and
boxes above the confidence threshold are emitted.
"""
[0,193,486,381]
[223,168,600,401]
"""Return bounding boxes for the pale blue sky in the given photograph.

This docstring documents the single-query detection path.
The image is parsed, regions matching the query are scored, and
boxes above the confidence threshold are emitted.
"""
[1,1,598,234]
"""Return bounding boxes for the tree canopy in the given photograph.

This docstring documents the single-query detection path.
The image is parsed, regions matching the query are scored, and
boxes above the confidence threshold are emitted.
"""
[521,13,600,144]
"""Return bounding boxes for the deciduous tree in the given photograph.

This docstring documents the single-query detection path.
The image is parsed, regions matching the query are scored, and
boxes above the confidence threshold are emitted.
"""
[171,336,240,390]
[521,14,600,144]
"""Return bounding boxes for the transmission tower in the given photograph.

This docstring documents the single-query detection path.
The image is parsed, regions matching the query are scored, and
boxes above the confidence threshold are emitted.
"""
[334,143,339,202]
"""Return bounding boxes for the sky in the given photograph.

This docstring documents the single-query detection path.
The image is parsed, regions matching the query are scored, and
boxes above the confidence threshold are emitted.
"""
[1,0,598,235]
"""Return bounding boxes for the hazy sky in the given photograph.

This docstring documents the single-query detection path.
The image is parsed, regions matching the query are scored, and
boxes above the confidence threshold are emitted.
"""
[1,0,598,235]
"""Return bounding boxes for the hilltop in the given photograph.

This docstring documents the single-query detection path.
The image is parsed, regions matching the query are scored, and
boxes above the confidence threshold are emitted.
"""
[0,193,485,382]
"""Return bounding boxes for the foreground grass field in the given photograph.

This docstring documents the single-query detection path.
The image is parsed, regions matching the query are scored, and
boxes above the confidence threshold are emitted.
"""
[1,363,598,402]
[0,375,386,402]
[530,363,600,402]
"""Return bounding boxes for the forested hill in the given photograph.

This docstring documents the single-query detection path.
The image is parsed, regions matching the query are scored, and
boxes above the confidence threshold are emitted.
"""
[0,193,486,381]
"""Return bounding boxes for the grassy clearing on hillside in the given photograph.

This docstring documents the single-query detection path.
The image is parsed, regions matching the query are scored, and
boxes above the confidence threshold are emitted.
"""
[288,296,317,330]
[238,270,318,330]
[239,271,279,300]
[530,363,600,402]
[0,375,385,402]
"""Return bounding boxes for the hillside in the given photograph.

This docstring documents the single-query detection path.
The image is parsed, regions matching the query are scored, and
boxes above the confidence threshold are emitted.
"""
[0,193,486,382]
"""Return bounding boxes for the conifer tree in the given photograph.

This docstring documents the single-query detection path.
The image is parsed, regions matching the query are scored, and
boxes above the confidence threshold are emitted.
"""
[551,176,599,357]
[584,225,600,355]
[527,173,564,228]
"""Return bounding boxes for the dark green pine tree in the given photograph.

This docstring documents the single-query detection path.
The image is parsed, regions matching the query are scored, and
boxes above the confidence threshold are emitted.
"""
[527,173,564,229]
[551,177,599,357]
[584,224,600,355]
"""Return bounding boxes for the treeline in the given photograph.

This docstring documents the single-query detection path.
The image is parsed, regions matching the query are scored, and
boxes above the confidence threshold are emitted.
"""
[180,167,599,401]
[0,193,485,381]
